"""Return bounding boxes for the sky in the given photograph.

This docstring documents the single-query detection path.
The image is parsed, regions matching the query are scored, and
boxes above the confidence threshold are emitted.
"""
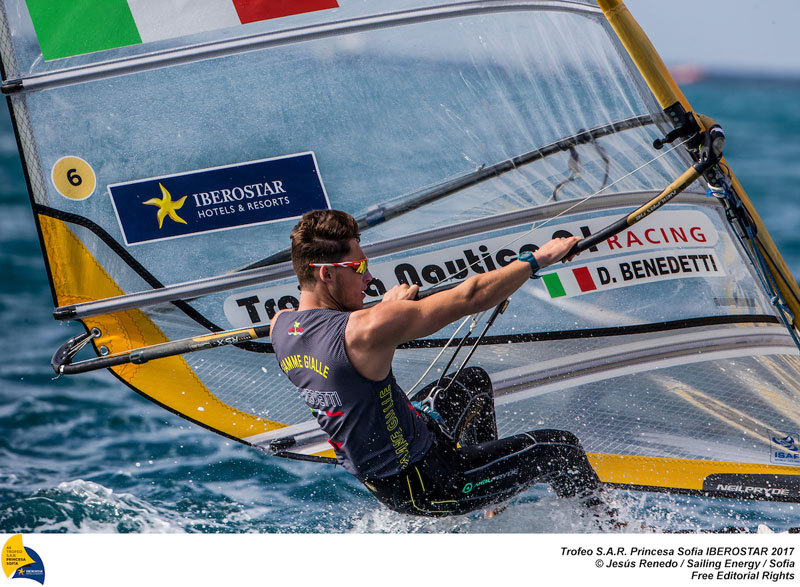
[623,0,800,75]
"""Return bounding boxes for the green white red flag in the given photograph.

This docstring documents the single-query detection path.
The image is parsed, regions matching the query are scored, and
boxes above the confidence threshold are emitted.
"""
[26,0,339,61]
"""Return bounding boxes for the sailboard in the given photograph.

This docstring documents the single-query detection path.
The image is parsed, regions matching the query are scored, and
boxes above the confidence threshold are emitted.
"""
[4,0,800,504]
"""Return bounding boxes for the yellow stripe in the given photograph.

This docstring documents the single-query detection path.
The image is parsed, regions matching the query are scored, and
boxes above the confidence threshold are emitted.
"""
[415,465,426,492]
[589,453,800,490]
[39,215,282,441]
[192,328,257,343]
[312,448,337,459]
[725,170,800,329]
[405,469,453,514]
[625,166,701,225]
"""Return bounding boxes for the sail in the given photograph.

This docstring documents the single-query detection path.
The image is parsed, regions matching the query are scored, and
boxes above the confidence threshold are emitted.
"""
[3,0,800,500]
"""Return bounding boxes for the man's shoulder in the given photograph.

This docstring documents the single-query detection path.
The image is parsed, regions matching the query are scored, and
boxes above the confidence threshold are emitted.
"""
[269,308,292,338]
[345,303,408,379]
[347,300,416,345]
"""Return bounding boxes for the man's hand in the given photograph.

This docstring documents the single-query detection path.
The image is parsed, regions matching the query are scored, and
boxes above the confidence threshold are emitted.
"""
[381,283,420,302]
[535,236,581,267]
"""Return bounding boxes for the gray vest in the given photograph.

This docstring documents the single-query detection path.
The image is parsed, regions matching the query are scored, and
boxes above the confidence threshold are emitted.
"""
[272,308,433,479]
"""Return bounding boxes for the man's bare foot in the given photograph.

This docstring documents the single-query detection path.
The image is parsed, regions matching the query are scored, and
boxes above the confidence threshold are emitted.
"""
[483,503,508,518]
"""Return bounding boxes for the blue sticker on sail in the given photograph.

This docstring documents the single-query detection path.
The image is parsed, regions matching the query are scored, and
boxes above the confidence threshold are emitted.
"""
[109,152,330,245]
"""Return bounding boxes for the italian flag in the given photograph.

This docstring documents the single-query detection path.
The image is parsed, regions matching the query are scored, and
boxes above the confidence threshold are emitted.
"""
[26,0,340,61]
[541,266,598,299]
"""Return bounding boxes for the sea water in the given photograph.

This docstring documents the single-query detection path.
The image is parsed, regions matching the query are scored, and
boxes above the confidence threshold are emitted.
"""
[1,74,800,534]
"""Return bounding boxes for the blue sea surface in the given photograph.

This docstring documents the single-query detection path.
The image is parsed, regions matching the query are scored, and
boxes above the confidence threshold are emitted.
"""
[1,74,800,534]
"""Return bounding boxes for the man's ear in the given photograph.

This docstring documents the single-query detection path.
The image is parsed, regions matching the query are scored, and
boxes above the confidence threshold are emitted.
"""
[318,265,333,284]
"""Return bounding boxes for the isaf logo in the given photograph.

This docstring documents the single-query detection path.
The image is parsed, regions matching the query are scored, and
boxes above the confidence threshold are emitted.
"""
[772,434,799,452]
[771,431,800,465]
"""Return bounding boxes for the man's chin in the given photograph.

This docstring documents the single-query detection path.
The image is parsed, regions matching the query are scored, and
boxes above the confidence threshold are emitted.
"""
[355,291,367,308]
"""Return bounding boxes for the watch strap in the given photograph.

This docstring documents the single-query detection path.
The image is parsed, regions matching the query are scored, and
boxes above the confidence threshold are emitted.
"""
[518,251,541,279]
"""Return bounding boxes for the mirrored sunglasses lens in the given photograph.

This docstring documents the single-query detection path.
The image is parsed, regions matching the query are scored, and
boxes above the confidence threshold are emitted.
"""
[355,259,368,274]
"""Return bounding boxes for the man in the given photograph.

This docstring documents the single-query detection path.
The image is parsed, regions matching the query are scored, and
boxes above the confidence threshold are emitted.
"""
[271,209,604,517]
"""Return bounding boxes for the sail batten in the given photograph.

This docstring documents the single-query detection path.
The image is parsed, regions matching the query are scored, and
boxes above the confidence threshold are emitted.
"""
[492,326,798,402]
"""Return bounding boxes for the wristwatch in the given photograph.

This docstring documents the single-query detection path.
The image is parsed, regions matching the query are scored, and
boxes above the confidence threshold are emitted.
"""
[517,250,541,279]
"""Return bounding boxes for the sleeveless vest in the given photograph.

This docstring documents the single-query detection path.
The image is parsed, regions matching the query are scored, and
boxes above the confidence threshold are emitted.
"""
[272,308,433,480]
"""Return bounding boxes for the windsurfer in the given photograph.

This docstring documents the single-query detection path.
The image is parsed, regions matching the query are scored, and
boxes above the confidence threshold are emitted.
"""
[270,209,606,517]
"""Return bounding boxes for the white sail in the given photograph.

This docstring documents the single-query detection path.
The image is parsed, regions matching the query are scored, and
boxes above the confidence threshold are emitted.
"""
[2,0,800,501]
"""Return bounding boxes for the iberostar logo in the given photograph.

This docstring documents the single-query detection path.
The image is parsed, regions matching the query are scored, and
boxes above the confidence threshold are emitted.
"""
[2,534,45,584]
[143,183,187,228]
[288,321,304,336]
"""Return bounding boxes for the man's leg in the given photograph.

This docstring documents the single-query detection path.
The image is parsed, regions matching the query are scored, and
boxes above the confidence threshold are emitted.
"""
[386,428,601,515]
[365,429,604,517]
[453,429,600,501]
[449,366,497,445]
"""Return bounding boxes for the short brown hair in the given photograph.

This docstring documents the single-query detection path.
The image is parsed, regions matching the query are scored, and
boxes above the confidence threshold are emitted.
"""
[290,209,360,288]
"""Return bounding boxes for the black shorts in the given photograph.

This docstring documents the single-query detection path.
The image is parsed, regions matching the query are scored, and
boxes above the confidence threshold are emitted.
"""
[363,367,600,516]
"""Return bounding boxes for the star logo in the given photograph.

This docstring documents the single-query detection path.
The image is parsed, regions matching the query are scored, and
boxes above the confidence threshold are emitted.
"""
[143,183,188,228]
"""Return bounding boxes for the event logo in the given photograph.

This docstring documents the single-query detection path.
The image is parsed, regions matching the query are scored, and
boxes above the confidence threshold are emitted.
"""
[109,152,330,245]
[2,534,45,584]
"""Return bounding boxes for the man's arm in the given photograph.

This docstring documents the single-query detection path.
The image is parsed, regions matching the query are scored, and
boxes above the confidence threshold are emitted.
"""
[346,236,580,380]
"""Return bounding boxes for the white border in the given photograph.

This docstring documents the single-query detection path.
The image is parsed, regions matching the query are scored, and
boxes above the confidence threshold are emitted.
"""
[4,533,798,586]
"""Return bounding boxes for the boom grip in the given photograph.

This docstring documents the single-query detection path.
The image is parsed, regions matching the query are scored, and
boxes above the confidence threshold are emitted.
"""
[415,281,458,300]
[567,216,630,258]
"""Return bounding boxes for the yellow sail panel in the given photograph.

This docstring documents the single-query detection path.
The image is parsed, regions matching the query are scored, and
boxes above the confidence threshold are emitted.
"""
[38,214,282,440]
[312,448,337,460]
[590,453,800,490]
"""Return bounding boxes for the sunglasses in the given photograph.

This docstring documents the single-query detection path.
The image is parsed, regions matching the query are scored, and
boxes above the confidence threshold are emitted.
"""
[309,258,369,275]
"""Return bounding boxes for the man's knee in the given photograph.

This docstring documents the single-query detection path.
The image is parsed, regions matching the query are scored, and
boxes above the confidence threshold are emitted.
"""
[527,428,582,448]
[459,366,493,396]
